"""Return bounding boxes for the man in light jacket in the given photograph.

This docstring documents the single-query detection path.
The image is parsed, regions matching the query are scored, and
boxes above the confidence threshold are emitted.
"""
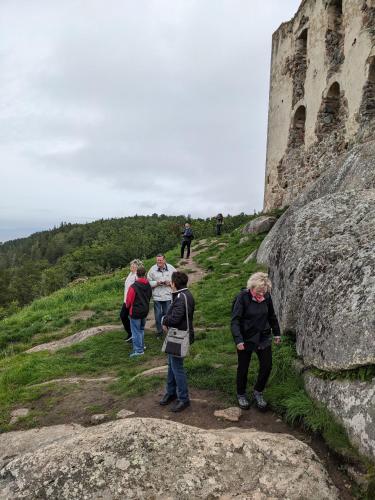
[147,254,176,338]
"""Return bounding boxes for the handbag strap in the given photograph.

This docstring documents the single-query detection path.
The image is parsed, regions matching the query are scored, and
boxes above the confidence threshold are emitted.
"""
[180,292,189,333]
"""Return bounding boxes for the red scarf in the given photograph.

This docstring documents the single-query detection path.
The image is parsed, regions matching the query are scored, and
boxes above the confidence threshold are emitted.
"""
[250,289,266,303]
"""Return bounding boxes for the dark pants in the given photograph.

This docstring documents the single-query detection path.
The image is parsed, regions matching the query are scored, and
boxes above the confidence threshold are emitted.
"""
[180,240,191,258]
[120,303,131,338]
[216,224,222,236]
[166,354,189,403]
[236,345,272,395]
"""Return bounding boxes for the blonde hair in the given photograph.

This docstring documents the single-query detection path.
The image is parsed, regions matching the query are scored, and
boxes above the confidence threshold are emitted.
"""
[130,259,143,269]
[247,272,272,292]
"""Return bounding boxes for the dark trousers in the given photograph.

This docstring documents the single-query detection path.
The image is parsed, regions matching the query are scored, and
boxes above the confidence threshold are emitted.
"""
[120,303,132,338]
[166,354,189,403]
[216,224,222,236]
[181,240,191,258]
[236,345,272,395]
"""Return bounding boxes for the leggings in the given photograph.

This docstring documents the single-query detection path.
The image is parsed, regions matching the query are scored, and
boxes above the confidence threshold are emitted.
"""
[236,345,272,395]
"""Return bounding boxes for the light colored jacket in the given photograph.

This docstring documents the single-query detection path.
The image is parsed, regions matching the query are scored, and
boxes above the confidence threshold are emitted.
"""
[124,272,136,302]
[147,263,177,302]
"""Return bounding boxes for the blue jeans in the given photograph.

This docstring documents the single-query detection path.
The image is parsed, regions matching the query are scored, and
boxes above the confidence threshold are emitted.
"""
[154,300,171,334]
[130,317,146,353]
[166,354,189,403]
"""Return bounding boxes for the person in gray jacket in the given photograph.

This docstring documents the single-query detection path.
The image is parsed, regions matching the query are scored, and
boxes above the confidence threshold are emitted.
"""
[147,254,177,338]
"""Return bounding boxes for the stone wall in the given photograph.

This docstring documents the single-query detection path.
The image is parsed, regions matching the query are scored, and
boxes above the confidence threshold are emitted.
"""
[264,0,375,211]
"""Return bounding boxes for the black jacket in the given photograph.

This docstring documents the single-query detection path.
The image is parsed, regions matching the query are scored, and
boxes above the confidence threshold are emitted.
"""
[231,290,280,348]
[181,228,194,242]
[131,281,152,319]
[162,288,195,343]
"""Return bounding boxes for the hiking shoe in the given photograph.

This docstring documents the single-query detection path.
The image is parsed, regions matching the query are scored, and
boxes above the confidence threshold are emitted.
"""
[129,352,144,358]
[237,394,250,410]
[170,400,190,412]
[253,390,268,411]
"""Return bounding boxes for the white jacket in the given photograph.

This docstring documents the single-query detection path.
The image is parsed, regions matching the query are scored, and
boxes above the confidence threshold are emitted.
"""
[147,263,177,302]
[124,272,136,302]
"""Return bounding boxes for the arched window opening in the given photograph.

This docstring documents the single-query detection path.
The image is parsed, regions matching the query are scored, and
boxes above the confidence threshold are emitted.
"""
[327,0,343,29]
[292,29,308,106]
[289,105,306,148]
[359,57,375,125]
[368,57,375,83]
[316,82,342,136]
[325,0,344,73]
[296,29,308,55]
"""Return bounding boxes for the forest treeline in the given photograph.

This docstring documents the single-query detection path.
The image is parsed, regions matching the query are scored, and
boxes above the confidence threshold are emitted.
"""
[0,213,252,319]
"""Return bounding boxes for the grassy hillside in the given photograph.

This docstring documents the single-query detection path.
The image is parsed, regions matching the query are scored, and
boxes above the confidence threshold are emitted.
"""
[0,213,251,318]
[0,223,373,496]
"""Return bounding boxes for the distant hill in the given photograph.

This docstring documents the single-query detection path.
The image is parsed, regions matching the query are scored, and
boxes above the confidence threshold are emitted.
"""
[0,213,251,318]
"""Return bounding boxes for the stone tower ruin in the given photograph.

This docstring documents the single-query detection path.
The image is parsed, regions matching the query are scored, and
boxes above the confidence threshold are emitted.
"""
[264,0,375,211]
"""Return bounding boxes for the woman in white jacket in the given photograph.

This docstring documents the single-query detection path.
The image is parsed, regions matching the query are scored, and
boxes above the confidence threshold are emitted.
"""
[120,259,143,341]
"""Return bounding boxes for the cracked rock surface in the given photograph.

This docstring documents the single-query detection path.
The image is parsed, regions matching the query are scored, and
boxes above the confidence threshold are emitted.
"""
[0,418,338,499]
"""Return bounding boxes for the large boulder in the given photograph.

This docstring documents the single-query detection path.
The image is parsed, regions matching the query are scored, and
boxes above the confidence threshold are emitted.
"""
[242,215,277,235]
[297,139,375,208]
[305,374,375,461]
[257,189,375,371]
[0,418,338,499]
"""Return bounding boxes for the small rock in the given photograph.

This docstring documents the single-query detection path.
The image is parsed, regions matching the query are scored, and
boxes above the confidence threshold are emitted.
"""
[90,414,107,424]
[220,263,231,266]
[116,410,135,419]
[214,407,242,422]
[10,408,30,425]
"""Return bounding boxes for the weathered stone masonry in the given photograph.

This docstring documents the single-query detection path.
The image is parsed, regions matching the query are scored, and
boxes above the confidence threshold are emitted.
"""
[264,0,375,211]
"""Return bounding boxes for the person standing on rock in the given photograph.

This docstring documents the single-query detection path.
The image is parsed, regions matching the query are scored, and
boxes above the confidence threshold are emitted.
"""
[120,259,143,342]
[231,272,281,411]
[159,271,195,412]
[126,266,152,357]
[147,254,176,339]
[180,222,194,259]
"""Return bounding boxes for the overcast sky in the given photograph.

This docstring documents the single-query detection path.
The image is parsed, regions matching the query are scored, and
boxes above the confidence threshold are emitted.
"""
[0,0,300,242]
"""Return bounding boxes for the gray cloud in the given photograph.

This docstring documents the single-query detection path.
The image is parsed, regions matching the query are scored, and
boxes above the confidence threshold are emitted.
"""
[0,0,300,242]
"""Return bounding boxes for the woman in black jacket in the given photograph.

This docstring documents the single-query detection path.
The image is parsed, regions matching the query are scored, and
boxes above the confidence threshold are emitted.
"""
[231,272,281,411]
[159,271,195,413]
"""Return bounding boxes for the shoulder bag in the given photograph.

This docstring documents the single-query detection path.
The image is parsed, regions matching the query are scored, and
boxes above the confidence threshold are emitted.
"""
[162,293,190,358]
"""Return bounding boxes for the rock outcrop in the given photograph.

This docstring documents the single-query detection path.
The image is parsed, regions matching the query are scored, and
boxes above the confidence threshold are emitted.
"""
[242,216,277,235]
[257,189,375,371]
[304,374,375,460]
[0,418,338,499]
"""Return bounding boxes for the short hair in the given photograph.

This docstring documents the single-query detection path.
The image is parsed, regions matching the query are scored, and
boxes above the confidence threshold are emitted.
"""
[247,272,272,292]
[136,266,146,278]
[130,259,143,268]
[156,253,165,258]
[171,271,188,290]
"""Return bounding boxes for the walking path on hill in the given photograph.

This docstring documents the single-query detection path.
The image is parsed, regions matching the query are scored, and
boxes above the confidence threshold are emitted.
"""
[11,241,353,498]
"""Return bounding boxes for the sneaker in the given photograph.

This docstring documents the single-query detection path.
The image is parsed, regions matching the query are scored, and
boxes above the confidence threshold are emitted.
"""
[253,390,268,411]
[125,336,133,342]
[129,352,144,358]
[237,394,250,410]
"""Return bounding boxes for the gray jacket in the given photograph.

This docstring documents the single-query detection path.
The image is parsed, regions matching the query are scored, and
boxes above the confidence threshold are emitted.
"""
[147,263,177,302]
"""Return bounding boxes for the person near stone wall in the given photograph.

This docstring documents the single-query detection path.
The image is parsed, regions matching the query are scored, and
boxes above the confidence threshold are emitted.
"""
[231,272,281,411]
